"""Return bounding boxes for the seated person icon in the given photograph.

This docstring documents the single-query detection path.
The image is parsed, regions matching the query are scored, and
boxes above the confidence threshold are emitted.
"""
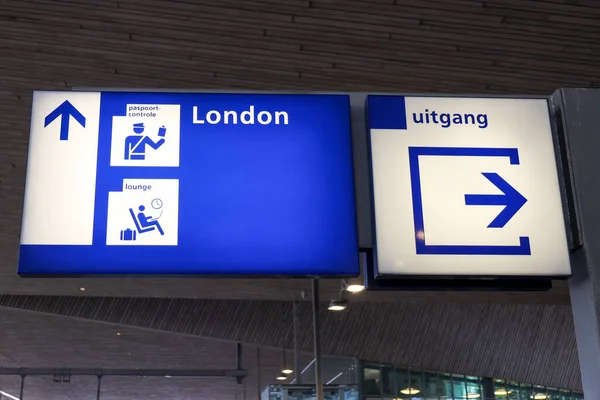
[129,205,164,236]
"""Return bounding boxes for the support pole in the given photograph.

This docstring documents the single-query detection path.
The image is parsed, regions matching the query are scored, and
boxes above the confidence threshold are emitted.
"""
[311,279,324,400]
[19,375,25,400]
[293,300,302,385]
[256,347,261,400]
[96,376,102,400]
[236,343,243,384]
[551,88,600,398]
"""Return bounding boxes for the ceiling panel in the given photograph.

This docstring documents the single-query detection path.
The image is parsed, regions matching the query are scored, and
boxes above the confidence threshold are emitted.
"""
[0,296,581,390]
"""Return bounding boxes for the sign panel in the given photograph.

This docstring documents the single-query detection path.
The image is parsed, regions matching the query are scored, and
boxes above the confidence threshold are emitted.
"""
[19,91,359,276]
[368,95,570,277]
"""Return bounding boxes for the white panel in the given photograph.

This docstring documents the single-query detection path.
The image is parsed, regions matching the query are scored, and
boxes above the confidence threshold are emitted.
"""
[106,178,179,246]
[110,104,180,167]
[21,91,101,245]
[370,97,571,276]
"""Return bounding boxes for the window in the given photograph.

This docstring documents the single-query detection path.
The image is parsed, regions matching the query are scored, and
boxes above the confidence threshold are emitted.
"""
[519,383,533,400]
[438,373,453,399]
[532,385,548,400]
[572,391,584,400]
[505,382,520,399]
[363,365,381,397]
[358,364,582,400]
[546,387,560,400]
[423,371,440,399]
[558,389,572,400]
[465,376,482,399]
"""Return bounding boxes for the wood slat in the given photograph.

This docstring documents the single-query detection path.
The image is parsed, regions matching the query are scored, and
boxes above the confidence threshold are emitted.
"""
[0,4,594,395]
[0,296,582,390]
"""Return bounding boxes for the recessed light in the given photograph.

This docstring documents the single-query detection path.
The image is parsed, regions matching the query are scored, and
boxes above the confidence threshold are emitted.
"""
[328,298,348,311]
[78,287,86,291]
[345,284,365,293]
[276,373,287,381]
[116,332,121,336]
[164,375,172,378]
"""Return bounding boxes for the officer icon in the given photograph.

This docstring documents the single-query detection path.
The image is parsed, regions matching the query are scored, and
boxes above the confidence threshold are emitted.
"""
[124,122,167,161]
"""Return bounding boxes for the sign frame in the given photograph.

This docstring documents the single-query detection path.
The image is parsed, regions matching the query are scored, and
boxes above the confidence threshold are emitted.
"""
[366,93,574,281]
[18,90,361,278]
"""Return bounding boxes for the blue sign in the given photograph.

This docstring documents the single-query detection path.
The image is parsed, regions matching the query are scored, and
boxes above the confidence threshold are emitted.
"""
[19,91,359,276]
[367,94,570,277]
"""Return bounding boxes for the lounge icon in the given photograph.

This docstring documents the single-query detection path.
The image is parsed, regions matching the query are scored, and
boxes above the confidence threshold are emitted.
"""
[129,204,164,236]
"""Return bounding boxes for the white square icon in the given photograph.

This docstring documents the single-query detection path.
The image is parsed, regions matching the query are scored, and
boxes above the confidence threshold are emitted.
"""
[110,104,180,167]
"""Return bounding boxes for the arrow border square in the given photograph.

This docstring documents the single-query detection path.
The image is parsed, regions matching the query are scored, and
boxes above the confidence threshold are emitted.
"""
[408,146,531,256]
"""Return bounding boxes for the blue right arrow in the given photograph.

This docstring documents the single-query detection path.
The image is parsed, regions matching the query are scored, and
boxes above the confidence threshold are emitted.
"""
[464,172,527,228]
[44,100,86,141]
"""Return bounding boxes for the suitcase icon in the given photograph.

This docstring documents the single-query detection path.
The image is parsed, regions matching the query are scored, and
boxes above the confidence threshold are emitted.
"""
[120,228,137,241]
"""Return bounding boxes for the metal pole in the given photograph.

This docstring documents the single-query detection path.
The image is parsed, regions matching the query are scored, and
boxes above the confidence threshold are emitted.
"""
[293,300,302,384]
[19,375,25,400]
[256,347,261,400]
[96,375,102,400]
[311,279,324,400]
[236,343,243,384]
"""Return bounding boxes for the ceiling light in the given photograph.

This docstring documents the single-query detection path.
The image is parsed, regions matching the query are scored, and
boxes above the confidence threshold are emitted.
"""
[282,368,293,374]
[78,287,86,291]
[462,393,480,399]
[400,388,420,395]
[276,373,287,381]
[345,284,365,293]
[116,332,121,336]
[531,394,548,400]
[495,389,512,396]
[164,375,172,378]
[328,298,348,311]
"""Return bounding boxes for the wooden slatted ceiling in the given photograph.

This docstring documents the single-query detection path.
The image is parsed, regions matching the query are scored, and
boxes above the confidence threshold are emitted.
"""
[0,0,583,302]
[0,1,590,394]
[0,296,582,390]
[0,307,291,400]
[0,0,600,94]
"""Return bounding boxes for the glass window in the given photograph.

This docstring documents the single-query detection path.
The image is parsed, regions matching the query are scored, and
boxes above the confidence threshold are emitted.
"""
[558,389,572,400]
[363,365,381,397]
[546,388,560,400]
[494,380,510,399]
[381,365,396,397]
[532,385,547,400]
[423,371,440,399]
[359,364,580,400]
[465,376,482,399]
[407,369,423,398]
[520,383,533,400]
[452,374,467,399]
[438,373,453,399]
[505,382,520,400]
[392,367,423,399]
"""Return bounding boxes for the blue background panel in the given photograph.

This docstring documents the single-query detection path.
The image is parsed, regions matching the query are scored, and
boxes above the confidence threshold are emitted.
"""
[366,95,407,130]
[19,93,359,276]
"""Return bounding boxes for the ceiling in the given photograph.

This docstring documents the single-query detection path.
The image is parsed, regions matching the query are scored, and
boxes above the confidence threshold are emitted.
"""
[0,295,582,390]
[0,0,585,303]
[0,307,295,400]
[0,0,596,398]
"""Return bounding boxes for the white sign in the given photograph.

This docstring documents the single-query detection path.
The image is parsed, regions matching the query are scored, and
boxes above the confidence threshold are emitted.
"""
[368,95,571,276]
